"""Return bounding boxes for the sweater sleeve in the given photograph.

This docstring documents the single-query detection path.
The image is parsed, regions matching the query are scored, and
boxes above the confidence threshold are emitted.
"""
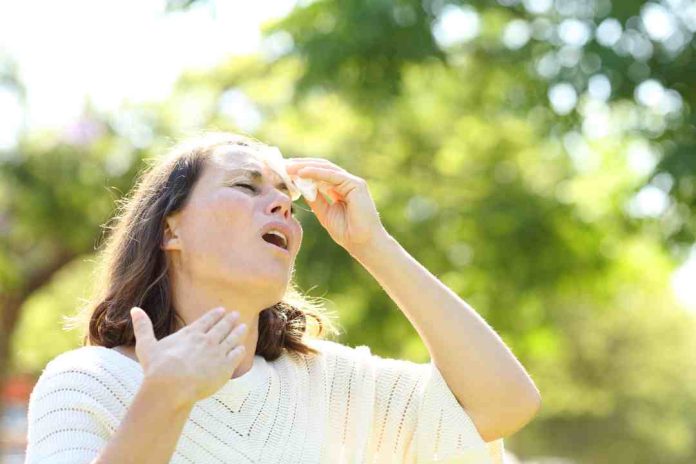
[25,350,119,464]
[312,339,505,464]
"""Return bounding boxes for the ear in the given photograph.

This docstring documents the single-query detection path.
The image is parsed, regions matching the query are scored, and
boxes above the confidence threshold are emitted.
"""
[161,214,182,251]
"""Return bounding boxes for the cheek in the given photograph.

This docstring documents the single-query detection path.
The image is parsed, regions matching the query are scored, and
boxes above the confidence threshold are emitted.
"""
[209,191,254,233]
[187,191,254,244]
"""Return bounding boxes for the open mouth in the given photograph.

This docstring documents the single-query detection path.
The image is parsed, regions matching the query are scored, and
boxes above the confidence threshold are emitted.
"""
[262,232,288,251]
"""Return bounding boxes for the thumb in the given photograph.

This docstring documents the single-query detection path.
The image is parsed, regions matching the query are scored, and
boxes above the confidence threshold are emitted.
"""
[130,307,156,351]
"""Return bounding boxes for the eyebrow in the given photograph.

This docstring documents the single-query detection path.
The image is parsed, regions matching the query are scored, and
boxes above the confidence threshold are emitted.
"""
[225,168,289,193]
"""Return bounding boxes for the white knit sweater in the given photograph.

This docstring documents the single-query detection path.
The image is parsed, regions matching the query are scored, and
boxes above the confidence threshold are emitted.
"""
[25,339,505,463]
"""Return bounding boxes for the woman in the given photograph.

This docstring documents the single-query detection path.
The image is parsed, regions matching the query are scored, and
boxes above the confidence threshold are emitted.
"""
[24,131,540,463]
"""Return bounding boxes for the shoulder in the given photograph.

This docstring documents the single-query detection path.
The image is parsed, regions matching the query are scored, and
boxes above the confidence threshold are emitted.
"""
[305,338,424,366]
[25,347,134,461]
[304,338,429,379]
[298,339,374,382]
[305,338,373,363]
[43,346,118,371]
[38,346,134,382]
[29,346,141,410]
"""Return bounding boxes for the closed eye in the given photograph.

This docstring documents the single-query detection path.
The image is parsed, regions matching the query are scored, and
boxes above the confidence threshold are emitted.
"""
[235,183,297,215]
[235,183,257,192]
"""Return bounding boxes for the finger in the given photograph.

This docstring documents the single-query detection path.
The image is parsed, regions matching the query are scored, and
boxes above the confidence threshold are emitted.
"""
[189,307,227,333]
[131,307,156,352]
[296,166,357,183]
[290,173,341,203]
[207,311,240,343]
[287,164,345,178]
[286,159,345,175]
[226,345,246,363]
[286,157,336,166]
[286,162,346,201]
[296,167,362,198]
[222,323,248,353]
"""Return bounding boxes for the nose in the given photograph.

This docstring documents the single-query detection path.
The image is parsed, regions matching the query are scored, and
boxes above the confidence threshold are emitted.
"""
[266,189,293,221]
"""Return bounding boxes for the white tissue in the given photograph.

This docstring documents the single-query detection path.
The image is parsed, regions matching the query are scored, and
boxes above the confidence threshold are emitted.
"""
[290,175,319,202]
[259,146,320,202]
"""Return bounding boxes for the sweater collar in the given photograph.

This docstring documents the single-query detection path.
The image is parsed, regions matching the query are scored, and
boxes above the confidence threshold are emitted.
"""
[216,354,271,398]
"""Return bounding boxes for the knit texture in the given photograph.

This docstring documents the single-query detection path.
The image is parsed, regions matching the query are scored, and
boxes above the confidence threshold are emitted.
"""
[25,339,505,463]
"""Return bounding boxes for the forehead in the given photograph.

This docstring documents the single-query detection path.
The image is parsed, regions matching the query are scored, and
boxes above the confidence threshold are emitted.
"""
[209,145,284,183]
[210,145,263,168]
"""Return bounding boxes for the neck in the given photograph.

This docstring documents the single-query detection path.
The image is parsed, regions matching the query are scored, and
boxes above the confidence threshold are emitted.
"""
[169,272,285,379]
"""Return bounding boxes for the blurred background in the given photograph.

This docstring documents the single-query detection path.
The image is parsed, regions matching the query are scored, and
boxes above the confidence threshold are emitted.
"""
[2,0,696,462]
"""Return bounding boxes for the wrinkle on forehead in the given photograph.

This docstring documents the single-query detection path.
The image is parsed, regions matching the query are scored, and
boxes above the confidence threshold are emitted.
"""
[210,144,284,185]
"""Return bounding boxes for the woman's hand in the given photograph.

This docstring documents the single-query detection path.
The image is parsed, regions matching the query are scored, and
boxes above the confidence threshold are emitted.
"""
[130,306,248,406]
[285,157,388,253]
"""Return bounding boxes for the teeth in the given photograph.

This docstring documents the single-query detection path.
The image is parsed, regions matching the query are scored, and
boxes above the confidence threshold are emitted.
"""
[266,230,288,249]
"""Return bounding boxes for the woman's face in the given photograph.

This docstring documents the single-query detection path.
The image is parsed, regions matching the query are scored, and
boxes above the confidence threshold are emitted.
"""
[162,145,303,300]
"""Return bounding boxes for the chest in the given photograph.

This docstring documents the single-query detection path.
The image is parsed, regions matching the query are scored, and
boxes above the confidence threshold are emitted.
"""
[172,361,329,463]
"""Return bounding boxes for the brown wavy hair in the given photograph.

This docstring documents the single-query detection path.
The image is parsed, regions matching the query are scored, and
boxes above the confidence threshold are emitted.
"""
[68,131,340,361]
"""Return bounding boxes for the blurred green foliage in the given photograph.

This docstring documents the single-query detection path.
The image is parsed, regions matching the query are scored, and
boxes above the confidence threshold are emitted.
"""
[4,0,696,463]
[260,0,696,246]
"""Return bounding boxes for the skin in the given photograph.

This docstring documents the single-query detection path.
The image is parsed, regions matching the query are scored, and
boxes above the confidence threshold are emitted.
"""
[114,145,303,379]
